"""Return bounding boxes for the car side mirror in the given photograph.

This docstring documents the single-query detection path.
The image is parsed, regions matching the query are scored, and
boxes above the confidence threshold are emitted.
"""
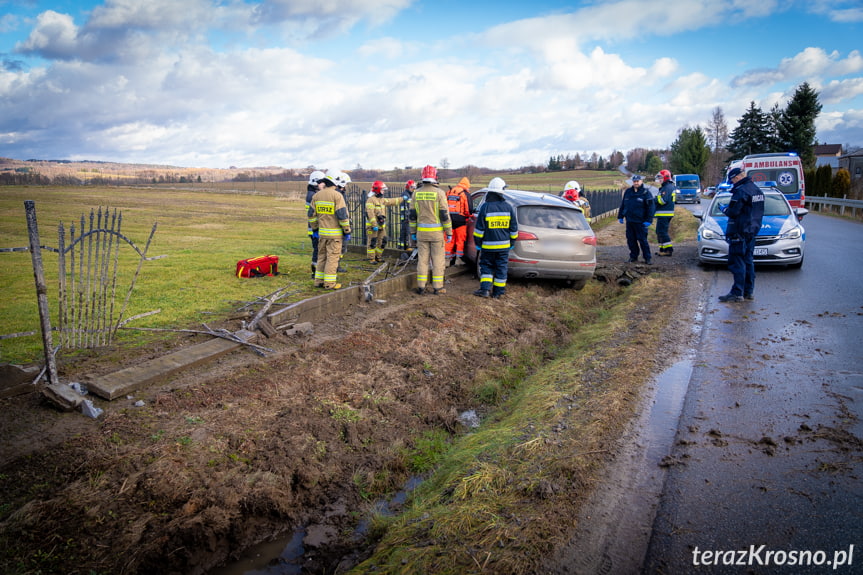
[693,211,704,220]
[794,207,809,221]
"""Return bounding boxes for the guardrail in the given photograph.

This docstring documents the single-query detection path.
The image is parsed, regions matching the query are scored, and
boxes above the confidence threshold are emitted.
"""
[805,195,863,219]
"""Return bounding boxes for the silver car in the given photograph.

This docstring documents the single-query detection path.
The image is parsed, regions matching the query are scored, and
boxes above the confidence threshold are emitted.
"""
[695,188,807,268]
[464,188,596,289]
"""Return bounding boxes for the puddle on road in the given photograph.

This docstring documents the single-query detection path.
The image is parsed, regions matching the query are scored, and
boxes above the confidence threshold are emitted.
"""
[644,359,692,463]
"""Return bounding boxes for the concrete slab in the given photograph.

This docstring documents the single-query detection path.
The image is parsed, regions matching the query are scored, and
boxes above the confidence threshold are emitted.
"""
[87,329,257,400]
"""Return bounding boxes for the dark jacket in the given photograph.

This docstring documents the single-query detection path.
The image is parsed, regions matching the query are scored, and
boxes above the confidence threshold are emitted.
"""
[655,180,676,217]
[618,185,655,224]
[474,191,518,250]
[725,176,765,239]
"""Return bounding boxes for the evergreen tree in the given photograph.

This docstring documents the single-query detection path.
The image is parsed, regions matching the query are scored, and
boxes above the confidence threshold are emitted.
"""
[765,103,784,152]
[727,102,770,158]
[646,155,664,175]
[670,126,710,177]
[778,82,822,170]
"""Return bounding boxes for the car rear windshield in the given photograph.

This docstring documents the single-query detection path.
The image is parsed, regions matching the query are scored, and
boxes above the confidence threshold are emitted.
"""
[711,194,791,217]
[517,205,589,230]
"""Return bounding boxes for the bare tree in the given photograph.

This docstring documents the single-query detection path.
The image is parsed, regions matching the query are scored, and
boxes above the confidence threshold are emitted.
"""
[705,107,732,186]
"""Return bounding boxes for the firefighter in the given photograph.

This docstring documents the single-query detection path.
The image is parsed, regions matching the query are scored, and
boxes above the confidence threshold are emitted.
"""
[561,180,591,219]
[400,180,416,250]
[330,170,352,271]
[654,169,677,256]
[445,177,472,266]
[473,177,518,298]
[410,166,452,295]
[305,170,326,278]
[365,180,401,262]
[308,173,351,289]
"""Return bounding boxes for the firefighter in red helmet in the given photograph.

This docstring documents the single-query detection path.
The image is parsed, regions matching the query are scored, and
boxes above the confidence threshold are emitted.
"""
[365,180,401,262]
[410,166,452,294]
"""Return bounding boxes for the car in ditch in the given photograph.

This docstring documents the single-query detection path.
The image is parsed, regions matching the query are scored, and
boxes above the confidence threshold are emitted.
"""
[464,188,596,289]
[695,187,807,268]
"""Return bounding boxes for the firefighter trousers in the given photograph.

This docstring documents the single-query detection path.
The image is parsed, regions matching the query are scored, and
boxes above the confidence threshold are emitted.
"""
[417,238,445,290]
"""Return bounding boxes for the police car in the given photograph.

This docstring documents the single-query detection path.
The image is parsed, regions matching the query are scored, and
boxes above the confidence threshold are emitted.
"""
[695,186,807,268]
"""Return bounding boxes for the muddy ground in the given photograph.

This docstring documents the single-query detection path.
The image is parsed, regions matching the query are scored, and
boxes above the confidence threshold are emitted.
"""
[0,224,700,574]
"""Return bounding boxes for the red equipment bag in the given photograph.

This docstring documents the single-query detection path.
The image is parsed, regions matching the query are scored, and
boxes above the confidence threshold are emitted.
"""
[236,255,279,278]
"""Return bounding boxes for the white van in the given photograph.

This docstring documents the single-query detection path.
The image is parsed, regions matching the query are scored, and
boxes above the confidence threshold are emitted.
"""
[742,153,805,208]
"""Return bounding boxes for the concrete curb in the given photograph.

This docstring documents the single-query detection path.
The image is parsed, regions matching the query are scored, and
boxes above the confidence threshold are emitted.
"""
[88,262,470,401]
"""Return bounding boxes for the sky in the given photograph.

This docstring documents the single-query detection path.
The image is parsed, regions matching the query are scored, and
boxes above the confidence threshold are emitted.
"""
[0,0,861,171]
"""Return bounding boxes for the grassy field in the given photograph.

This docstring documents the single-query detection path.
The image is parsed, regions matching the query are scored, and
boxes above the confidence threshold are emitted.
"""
[0,170,624,364]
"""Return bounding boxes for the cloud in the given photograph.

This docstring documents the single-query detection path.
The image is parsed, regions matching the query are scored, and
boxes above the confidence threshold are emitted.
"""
[820,77,863,105]
[251,0,414,40]
[808,0,863,23]
[732,48,863,87]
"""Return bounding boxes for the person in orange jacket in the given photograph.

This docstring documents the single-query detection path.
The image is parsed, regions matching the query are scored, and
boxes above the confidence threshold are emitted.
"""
[445,177,472,266]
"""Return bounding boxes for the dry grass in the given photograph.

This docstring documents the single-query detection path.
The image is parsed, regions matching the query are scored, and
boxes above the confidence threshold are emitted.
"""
[352,274,684,574]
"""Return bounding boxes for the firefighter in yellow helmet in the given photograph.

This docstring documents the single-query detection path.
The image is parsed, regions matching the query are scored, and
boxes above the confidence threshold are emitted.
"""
[410,165,452,295]
[365,180,401,263]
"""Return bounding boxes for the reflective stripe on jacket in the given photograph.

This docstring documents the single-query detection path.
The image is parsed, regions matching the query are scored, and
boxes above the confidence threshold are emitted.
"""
[655,181,677,217]
[309,187,351,237]
[474,191,518,250]
[409,183,452,240]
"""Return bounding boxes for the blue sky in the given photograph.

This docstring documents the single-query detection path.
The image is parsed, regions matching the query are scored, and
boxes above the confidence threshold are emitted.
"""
[1,0,861,170]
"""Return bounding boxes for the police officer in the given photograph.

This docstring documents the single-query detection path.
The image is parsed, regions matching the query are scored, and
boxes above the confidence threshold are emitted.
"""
[618,174,656,264]
[719,167,765,302]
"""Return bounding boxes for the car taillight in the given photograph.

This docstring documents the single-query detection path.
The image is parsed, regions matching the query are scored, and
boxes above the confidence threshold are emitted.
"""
[517,231,538,241]
[582,236,597,246]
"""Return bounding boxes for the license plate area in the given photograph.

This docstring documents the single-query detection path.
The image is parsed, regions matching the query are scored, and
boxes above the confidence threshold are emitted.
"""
[754,248,769,256]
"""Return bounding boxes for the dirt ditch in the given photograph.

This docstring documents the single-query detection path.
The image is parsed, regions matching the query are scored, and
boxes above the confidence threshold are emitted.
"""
[0,224,701,574]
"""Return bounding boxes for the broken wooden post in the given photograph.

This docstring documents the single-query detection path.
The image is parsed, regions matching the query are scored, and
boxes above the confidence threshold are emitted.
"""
[24,200,58,386]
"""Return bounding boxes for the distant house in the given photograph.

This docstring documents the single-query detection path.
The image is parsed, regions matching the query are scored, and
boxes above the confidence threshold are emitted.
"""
[813,143,843,174]
[839,149,863,181]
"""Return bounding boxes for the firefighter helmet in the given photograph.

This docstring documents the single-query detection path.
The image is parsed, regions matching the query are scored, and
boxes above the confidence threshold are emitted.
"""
[656,169,672,182]
[371,180,387,195]
[563,180,581,201]
[308,170,325,185]
[487,177,507,192]
[421,165,437,182]
[405,179,416,191]
[328,170,350,188]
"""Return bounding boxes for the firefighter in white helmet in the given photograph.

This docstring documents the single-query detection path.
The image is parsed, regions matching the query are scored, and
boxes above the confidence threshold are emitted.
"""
[410,165,452,295]
[308,173,351,289]
[305,170,326,277]
[561,180,591,218]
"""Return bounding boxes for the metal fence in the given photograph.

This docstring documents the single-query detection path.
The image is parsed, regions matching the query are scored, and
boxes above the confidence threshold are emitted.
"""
[804,195,863,219]
[340,184,625,247]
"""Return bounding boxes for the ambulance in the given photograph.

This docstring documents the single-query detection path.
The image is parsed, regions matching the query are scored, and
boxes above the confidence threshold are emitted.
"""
[742,152,805,208]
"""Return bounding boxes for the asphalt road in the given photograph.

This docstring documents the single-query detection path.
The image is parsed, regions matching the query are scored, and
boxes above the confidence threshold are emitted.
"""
[642,209,863,573]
